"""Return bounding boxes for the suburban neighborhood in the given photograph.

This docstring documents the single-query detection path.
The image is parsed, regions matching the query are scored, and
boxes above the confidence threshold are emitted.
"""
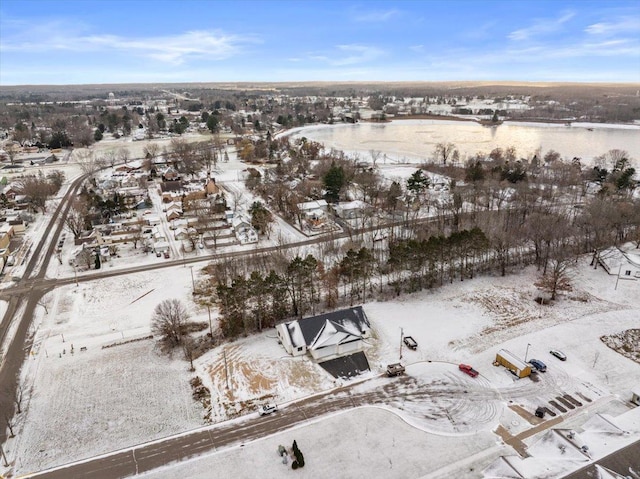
[1,1,640,479]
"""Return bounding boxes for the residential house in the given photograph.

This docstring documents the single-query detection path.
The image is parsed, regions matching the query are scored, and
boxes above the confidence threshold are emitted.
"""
[115,160,143,173]
[333,200,370,220]
[232,215,258,244]
[166,209,182,222]
[276,306,371,361]
[597,247,640,280]
[116,187,147,209]
[5,213,27,233]
[297,199,328,227]
[0,223,14,251]
[144,214,161,226]
[173,227,190,240]
[162,166,180,181]
[153,240,170,256]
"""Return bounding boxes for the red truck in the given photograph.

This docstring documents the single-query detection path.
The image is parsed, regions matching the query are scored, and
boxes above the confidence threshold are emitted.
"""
[459,364,479,378]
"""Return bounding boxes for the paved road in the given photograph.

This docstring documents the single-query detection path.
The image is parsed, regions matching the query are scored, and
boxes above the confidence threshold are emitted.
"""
[16,374,470,478]
[19,377,371,478]
[17,368,599,479]
[0,172,89,445]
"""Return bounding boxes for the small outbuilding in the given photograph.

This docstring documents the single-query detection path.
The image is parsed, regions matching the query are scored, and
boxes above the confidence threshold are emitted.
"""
[495,349,531,378]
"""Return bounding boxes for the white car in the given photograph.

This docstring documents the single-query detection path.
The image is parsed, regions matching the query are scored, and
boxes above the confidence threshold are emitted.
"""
[258,403,278,416]
[549,349,567,361]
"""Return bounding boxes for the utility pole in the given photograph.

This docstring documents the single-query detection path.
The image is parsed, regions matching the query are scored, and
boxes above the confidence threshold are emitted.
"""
[207,305,213,340]
[224,349,230,390]
[189,266,195,295]
[399,327,403,361]
[0,442,8,467]
[615,263,622,290]
[525,343,531,363]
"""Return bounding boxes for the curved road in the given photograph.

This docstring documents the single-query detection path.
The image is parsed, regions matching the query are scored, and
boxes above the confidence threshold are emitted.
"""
[17,372,494,479]
[0,172,90,445]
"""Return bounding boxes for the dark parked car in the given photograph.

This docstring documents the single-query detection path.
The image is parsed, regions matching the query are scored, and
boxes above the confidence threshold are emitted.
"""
[535,406,546,418]
[549,349,567,361]
[459,364,479,378]
[386,363,406,377]
[403,336,418,350]
[529,359,547,372]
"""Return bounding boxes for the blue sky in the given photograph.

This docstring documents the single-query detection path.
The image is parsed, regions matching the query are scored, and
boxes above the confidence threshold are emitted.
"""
[1,0,639,85]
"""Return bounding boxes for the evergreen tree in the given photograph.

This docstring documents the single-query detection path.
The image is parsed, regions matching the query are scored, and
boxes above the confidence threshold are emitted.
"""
[323,162,345,203]
[406,169,429,196]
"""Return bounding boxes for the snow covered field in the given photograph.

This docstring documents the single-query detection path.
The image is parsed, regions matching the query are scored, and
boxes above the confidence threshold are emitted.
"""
[3,248,639,477]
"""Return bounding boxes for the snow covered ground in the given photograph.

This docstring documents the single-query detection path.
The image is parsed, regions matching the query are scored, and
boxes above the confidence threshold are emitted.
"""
[3,247,639,478]
[2,135,640,478]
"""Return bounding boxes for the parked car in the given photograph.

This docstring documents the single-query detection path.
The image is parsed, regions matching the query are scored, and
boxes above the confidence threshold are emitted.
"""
[386,363,405,377]
[549,349,567,361]
[258,403,278,416]
[403,336,418,350]
[163,251,170,259]
[535,406,546,418]
[529,359,547,372]
[458,364,479,378]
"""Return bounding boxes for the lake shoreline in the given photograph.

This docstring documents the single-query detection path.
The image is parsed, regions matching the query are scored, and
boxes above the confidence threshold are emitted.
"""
[365,113,637,127]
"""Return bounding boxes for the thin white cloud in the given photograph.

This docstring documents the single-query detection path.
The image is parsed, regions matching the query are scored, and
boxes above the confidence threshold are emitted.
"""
[509,11,575,41]
[354,9,400,22]
[585,18,640,35]
[0,28,256,64]
[334,44,385,65]
[410,45,424,53]
[310,44,385,66]
[463,21,497,40]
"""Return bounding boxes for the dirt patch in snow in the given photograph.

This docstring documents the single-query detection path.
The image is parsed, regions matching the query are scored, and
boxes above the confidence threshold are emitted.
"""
[203,344,329,419]
[450,285,623,353]
[600,329,640,364]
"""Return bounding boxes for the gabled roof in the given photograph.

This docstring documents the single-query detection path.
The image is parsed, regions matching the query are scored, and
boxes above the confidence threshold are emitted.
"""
[310,319,364,350]
[297,199,328,211]
[294,306,370,348]
[598,246,640,274]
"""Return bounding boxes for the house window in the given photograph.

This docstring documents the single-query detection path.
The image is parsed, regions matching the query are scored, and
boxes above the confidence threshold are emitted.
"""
[297,346,303,352]
[625,270,631,276]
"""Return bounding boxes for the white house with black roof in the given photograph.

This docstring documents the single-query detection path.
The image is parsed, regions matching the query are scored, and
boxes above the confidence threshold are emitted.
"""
[276,306,371,361]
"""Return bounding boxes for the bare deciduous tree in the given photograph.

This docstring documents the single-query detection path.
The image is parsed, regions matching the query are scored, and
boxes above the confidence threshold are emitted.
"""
[4,413,16,438]
[143,142,160,160]
[65,197,89,238]
[535,258,574,300]
[16,172,56,213]
[433,142,459,165]
[73,149,106,174]
[151,299,190,349]
[76,248,94,270]
[117,147,130,164]
[182,336,197,371]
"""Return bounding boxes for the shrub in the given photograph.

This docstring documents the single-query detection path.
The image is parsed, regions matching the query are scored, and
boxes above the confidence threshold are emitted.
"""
[291,440,305,468]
